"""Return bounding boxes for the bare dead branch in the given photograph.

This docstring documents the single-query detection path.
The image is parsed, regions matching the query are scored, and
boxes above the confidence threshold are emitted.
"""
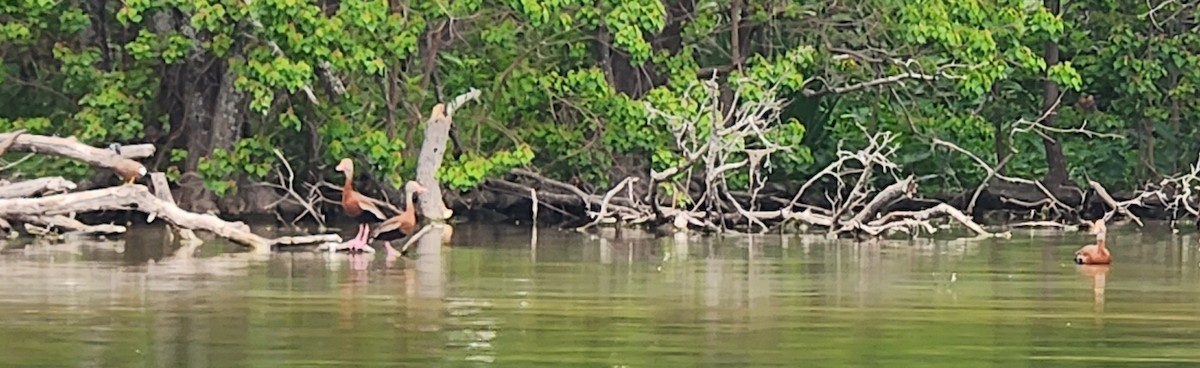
[858,203,995,237]
[1088,180,1144,226]
[444,87,482,117]
[837,176,916,233]
[932,137,1074,213]
[511,168,593,211]
[579,177,639,230]
[802,63,972,98]
[150,172,200,242]
[269,148,326,226]
[1009,221,1078,230]
[0,129,24,156]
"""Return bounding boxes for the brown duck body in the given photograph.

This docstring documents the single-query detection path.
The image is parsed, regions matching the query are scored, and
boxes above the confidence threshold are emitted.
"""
[115,160,147,185]
[1074,220,1111,265]
[341,186,386,224]
[371,181,425,242]
[338,163,387,224]
[372,211,418,242]
[335,158,389,252]
[1075,244,1111,265]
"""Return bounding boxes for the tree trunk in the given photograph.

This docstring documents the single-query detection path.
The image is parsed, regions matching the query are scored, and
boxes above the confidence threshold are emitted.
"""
[731,0,744,70]
[1041,0,1069,186]
[993,119,1007,176]
[209,65,243,154]
[415,105,453,221]
[384,70,398,140]
[211,63,252,214]
[1168,57,1181,174]
[87,0,113,71]
[1137,117,1156,182]
[182,88,211,173]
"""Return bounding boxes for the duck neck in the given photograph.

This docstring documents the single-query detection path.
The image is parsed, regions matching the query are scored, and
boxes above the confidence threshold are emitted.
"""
[404,191,417,217]
[342,169,354,193]
[1096,234,1107,251]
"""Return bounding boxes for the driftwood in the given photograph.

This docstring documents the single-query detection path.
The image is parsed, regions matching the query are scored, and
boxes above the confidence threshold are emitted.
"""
[0,185,339,252]
[13,214,126,236]
[0,177,77,199]
[836,176,916,233]
[863,203,994,236]
[0,131,345,252]
[0,132,148,181]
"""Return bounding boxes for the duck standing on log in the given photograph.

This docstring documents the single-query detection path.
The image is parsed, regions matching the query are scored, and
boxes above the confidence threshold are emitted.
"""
[1074,219,1111,265]
[115,162,147,185]
[370,180,426,257]
[336,158,388,252]
[108,143,147,185]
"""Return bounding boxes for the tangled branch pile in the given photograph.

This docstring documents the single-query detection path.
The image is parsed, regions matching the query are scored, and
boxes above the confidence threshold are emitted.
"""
[479,82,1200,236]
[484,79,998,238]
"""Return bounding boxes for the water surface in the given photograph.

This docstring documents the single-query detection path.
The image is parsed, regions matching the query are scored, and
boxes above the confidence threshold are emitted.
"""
[1,222,1198,367]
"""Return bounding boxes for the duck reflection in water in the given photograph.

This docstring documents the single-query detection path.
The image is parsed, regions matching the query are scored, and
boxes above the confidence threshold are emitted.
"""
[1076,264,1109,326]
[339,253,372,329]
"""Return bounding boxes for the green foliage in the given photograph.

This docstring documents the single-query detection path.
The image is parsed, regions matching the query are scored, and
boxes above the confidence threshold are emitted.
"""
[438,145,535,190]
[0,0,1188,205]
[198,137,276,196]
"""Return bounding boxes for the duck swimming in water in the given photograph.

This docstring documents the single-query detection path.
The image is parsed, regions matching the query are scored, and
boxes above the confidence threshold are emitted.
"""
[1074,219,1110,265]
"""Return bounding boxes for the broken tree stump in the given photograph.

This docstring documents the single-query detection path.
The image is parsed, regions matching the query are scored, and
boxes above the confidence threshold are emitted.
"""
[150,172,200,243]
[414,89,481,223]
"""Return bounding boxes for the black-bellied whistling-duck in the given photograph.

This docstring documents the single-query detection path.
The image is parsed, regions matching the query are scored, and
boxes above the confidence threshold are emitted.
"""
[107,143,147,185]
[1074,219,1110,265]
[335,158,388,252]
[370,180,426,256]
[114,161,147,185]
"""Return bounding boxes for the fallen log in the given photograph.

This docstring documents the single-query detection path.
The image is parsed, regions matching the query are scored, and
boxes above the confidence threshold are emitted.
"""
[863,203,996,237]
[841,175,916,230]
[12,214,126,236]
[0,185,341,252]
[0,132,147,183]
[0,177,77,199]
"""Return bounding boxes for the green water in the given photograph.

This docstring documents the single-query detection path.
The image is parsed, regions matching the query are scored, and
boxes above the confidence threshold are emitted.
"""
[1,222,1199,367]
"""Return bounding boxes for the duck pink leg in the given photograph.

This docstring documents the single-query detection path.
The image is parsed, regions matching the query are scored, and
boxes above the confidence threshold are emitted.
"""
[343,224,368,252]
[355,224,371,251]
[385,241,400,258]
[357,224,372,251]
